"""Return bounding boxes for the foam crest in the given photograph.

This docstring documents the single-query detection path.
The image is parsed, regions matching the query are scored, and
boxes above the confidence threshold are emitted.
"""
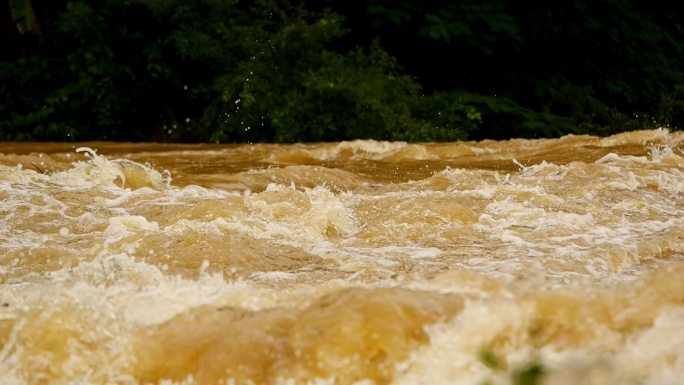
[239,184,357,242]
[598,128,681,146]
[45,148,171,190]
[311,140,412,161]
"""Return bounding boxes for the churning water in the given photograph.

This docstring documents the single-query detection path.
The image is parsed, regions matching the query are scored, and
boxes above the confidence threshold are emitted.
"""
[0,129,683,385]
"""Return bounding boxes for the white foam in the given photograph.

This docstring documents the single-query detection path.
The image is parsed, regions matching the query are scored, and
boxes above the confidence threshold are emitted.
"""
[105,216,159,235]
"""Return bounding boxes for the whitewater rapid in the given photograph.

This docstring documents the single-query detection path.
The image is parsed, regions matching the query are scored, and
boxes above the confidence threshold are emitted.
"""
[0,129,683,385]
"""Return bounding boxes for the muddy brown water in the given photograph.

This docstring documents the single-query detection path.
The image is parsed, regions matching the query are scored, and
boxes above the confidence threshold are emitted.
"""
[0,129,683,384]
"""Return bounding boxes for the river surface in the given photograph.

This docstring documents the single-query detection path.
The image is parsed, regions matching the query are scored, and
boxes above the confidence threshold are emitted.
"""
[0,129,683,385]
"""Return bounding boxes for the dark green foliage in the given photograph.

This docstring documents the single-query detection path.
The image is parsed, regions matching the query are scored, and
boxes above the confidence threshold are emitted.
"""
[210,37,478,142]
[9,0,41,36]
[345,0,684,138]
[1,0,475,142]
[1,0,683,142]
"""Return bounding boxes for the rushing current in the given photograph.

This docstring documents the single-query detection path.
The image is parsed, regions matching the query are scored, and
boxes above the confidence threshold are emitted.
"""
[0,129,683,385]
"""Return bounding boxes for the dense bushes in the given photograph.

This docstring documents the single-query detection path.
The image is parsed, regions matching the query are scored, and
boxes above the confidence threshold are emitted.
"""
[1,0,683,142]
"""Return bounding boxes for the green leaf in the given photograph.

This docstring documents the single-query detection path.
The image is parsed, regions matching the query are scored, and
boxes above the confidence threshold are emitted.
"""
[513,363,545,385]
[9,0,42,36]
[478,349,503,370]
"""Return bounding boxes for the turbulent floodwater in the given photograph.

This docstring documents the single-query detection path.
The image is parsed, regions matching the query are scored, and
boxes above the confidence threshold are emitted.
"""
[0,129,683,385]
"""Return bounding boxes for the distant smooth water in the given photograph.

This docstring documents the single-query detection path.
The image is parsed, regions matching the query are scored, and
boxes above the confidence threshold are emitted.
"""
[0,129,683,384]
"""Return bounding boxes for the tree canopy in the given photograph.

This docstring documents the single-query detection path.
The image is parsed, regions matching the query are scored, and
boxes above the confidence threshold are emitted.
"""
[1,0,682,142]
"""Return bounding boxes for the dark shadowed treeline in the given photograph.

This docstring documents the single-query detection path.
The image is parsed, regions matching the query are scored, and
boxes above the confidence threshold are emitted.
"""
[1,0,683,142]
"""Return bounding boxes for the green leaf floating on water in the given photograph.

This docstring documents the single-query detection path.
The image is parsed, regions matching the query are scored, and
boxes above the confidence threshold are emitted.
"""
[513,363,545,385]
[478,348,503,371]
[478,348,545,385]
